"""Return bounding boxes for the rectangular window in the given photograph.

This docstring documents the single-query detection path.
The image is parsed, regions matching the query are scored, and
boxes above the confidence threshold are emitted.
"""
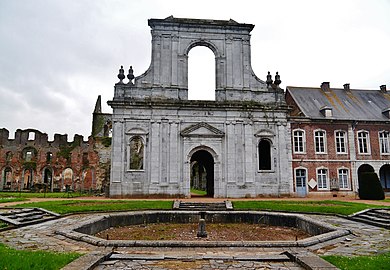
[338,169,349,189]
[357,131,370,154]
[317,168,328,189]
[335,131,347,154]
[379,131,390,154]
[314,130,326,153]
[293,130,305,153]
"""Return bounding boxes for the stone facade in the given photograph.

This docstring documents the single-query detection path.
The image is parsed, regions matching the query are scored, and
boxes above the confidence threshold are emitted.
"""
[108,17,292,198]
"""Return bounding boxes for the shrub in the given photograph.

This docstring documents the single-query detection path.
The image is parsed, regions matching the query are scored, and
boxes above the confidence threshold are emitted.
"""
[358,172,385,200]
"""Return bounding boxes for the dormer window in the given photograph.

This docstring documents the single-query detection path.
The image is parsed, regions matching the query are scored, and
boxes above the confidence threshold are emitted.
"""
[382,108,390,119]
[320,106,333,118]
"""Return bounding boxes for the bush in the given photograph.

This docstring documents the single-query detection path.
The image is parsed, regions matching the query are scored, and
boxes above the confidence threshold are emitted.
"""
[358,172,385,200]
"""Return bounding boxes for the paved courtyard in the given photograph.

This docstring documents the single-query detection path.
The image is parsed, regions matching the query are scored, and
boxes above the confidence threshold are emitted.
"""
[0,207,389,269]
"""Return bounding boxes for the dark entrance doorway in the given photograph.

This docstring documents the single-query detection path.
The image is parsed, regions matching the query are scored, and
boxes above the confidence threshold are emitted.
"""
[190,150,214,197]
[379,164,390,191]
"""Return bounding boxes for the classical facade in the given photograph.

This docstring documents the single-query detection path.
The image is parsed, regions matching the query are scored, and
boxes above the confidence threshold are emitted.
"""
[286,83,390,197]
[108,16,292,198]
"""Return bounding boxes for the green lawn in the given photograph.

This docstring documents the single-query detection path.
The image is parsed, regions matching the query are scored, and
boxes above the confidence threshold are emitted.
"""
[12,200,173,214]
[232,200,390,216]
[322,252,390,270]
[0,197,26,203]
[0,243,81,270]
[0,191,85,198]
[190,188,207,195]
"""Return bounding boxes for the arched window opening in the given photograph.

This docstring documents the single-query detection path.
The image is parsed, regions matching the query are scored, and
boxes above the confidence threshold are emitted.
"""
[46,152,53,163]
[22,147,37,162]
[3,167,12,190]
[129,136,144,170]
[188,46,215,101]
[258,139,271,170]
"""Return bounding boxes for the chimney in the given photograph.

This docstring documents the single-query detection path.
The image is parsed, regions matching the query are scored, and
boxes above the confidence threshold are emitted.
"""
[321,82,330,92]
[343,83,350,91]
[380,85,387,93]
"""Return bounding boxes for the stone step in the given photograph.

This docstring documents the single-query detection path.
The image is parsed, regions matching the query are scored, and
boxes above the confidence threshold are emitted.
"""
[0,208,60,227]
[178,202,227,211]
[357,214,390,224]
[350,216,390,229]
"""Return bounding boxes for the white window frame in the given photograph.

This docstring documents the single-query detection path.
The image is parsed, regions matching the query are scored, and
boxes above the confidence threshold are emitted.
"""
[293,129,306,154]
[314,129,327,154]
[316,167,329,190]
[334,130,348,154]
[338,167,350,190]
[357,130,371,154]
[379,131,390,155]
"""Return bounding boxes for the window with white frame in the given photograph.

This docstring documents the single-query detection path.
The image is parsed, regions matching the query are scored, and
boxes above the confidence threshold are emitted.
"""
[314,130,326,154]
[357,131,370,154]
[379,131,390,154]
[335,131,347,154]
[293,129,305,153]
[338,168,349,189]
[317,168,328,189]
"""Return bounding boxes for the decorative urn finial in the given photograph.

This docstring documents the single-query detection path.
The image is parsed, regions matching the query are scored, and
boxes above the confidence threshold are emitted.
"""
[127,66,135,85]
[266,71,273,88]
[117,65,125,83]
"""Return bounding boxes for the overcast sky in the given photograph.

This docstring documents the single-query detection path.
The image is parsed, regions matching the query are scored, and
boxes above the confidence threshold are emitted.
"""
[1,0,389,140]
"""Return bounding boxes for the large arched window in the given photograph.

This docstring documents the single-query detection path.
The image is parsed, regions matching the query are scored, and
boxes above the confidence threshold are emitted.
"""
[188,46,215,101]
[258,139,271,170]
[129,136,144,170]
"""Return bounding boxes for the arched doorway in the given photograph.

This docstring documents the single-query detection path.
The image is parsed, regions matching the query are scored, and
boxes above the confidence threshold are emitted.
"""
[43,168,52,191]
[357,164,375,190]
[379,164,390,191]
[190,150,214,197]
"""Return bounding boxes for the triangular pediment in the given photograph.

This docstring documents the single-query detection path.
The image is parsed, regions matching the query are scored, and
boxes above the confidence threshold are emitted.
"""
[181,122,225,138]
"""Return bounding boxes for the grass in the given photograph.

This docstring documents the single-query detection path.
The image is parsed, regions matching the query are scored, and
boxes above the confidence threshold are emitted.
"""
[0,197,26,203]
[232,200,390,216]
[0,243,81,270]
[0,191,85,198]
[190,188,207,195]
[322,252,390,270]
[12,200,173,214]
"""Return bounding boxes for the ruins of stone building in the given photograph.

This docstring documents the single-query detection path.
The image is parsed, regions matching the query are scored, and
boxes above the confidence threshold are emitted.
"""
[0,99,112,192]
[108,16,292,198]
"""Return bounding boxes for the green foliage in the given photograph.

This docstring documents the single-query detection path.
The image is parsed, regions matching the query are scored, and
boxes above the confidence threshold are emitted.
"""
[23,161,36,170]
[358,172,385,200]
[232,200,390,216]
[101,136,112,147]
[57,141,79,161]
[0,243,81,270]
[92,114,105,137]
[13,200,173,214]
[322,252,390,270]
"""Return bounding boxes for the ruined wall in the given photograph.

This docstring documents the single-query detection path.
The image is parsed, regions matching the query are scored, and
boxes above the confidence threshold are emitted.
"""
[0,128,110,192]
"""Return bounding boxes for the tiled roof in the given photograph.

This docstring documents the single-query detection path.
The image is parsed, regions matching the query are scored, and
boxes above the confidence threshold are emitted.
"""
[287,86,390,121]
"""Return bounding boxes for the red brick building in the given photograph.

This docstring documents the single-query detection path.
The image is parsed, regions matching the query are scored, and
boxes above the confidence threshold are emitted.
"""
[286,83,390,197]
[0,96,111,193]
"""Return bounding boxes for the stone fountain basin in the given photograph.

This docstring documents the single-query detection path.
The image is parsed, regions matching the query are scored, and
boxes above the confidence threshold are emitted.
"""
[56,211,350,248]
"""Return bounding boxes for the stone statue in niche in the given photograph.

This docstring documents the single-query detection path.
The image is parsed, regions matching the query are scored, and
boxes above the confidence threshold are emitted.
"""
[129,137,144,170]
